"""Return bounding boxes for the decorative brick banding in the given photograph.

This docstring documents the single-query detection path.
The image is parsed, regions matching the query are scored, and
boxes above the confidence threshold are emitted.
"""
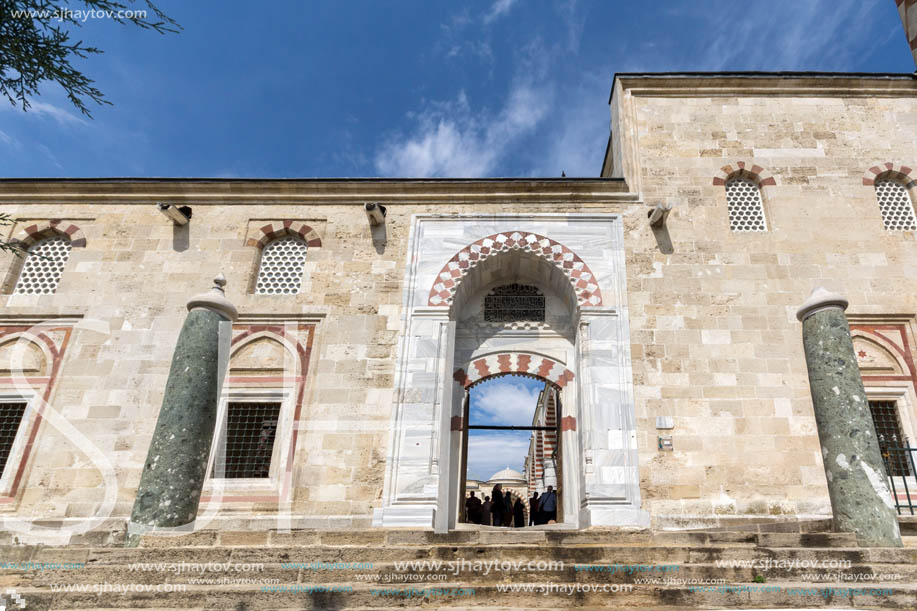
[246,221,322,248]
[862,162,915,187]
[453,352,575,389]
[428,231,602,307]
[13,220,87,248]
[712,161,776,187]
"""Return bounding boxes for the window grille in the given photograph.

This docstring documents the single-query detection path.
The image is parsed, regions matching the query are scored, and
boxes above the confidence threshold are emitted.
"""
[0,402,27,476]
[868,399,910,476]
[725,177,767,232]
[484,284,545,322]
[254,236,308,295]
[13,237,72,294]
[875,179,917,231]
[216,402,281,478]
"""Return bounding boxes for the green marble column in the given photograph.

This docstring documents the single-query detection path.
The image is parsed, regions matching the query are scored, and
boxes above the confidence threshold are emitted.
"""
[796,288,902,547]
[126,275,237,547]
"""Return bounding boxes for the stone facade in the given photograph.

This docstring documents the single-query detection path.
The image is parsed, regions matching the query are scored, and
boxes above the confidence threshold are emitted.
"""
[0,73,915,541]
[605,73,917,527]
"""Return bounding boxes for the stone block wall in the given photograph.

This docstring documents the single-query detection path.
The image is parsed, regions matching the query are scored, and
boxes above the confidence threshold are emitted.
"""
[610,74,917,526]
[0,181,637,534]
[0,74,914,534]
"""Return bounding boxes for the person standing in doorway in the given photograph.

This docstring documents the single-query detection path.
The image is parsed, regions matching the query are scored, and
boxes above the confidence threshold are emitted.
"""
[529,492,540,526]
[539,485,557,523]
[490,484,503,526]
[513,497,525,528]
[467,491,482,524]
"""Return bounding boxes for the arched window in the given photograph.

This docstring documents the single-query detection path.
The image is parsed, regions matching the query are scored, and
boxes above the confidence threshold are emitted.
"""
[13,236,72,295]
[484,284,545,322]
[254,236,309,295]
[725,176,767,232]
[875,178,916,231]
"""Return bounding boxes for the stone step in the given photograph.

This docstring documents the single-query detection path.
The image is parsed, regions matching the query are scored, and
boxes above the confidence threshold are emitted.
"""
[3,527,860,550]
[899,515,917,535]
[3,529,913,609]
[6,542,916,570]
[3,560,914,589]
[678,517,835,534]
[132,528,859,549]
[5,581,916,609]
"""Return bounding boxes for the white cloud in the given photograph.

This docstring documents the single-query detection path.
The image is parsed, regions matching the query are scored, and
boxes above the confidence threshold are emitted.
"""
[27,101,87,126]
[472,378,542,425]
[483,0,518,24]
[446,40,493,62]
[558,0,584,53]
[36,143,64,170]
[698,0,877,70]
[466,432,531,482]
[374,77,551,177]
[534,69,609,177]
[0,129,18,148]
[0,99,88,127]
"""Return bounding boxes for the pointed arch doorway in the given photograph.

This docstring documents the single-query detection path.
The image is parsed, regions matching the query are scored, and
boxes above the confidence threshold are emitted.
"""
[437,233,594,532]
[454,361,574,527]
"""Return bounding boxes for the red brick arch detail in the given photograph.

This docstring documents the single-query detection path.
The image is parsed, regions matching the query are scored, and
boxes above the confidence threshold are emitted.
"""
[246,221,322,249]
[453,352,574,390]
[712,161,776,188]
[862,162,915,188]
[427,231,602,307]
[13,220,87,248]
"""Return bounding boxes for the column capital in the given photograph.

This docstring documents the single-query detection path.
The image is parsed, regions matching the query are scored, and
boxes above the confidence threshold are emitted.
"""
[796,287,848,322]
[187,273,238,321]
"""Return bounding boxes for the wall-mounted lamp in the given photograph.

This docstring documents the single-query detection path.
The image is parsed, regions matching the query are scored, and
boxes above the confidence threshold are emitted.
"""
[365,202,387,226]
[648,202,673,229]
[158,203,192,226]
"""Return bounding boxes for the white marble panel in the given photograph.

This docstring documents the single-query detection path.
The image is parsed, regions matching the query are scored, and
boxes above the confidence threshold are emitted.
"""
[379,214,644,530]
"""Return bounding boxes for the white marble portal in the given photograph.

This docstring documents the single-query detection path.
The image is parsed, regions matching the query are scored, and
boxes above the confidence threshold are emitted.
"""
[373,214,647,530]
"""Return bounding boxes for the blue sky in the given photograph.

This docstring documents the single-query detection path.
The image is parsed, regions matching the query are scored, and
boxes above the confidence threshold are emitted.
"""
[1,0,913,178]
[467,375,544,481]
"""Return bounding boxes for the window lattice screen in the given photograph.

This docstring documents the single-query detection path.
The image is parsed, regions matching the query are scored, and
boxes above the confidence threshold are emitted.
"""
[13,237,72,295]
[217,402,281,478]
[0,402,28,476]
[255,236,308,295]
[868,400,910,477]
[875,179,917,231]
[725,177,767,232]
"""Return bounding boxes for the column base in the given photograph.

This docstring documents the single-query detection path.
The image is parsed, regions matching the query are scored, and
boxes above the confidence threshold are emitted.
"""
[371,505,436,528]
[584,505,651,528]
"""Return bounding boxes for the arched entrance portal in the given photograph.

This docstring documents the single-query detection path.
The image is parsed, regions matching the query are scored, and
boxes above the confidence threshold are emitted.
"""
[444,239,582,530]
[455,366,574,527]
[375,217,644,533]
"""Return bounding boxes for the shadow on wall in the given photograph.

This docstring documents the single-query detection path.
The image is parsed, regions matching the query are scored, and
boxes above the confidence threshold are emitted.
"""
[172,223,190,252]
[371,222,386,254]
[651,222,673,255]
